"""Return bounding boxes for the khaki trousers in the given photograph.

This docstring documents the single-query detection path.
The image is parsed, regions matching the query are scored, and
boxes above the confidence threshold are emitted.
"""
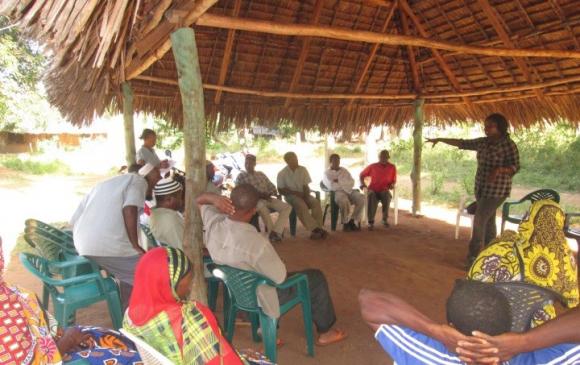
[256,198,292,235]
[285,194,323,231]
[334,190,365,224]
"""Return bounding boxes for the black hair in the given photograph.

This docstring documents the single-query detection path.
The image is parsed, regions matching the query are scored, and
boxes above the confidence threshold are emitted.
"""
[140,128,156,139]
[155,190,181,204]
[230,183,259,211]
[446,280,512,336]
[283,151,296,162]
[486,113,509,136]
[329,153,340,162]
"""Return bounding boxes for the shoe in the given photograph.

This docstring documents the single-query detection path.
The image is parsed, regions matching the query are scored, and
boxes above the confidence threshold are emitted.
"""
[343,223,353,232]
[368,223,374,231]
[348,219,360,231]
[319,228,329,239]
[310,230,324,240]
[268,232,282,243]
[382,219,390,227]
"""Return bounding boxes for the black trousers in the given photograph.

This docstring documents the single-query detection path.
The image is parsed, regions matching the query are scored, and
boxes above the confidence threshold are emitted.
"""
[277,269,336,333]
[367,190,392,224]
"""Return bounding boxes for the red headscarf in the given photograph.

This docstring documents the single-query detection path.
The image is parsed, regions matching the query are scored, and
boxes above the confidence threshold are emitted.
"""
[128,247,187,346]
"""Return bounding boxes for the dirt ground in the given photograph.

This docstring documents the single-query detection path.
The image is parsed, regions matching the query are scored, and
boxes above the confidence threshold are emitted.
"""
[5,206,470,365]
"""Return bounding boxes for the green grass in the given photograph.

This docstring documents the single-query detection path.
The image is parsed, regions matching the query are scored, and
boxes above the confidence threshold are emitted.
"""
[1,156,70,175]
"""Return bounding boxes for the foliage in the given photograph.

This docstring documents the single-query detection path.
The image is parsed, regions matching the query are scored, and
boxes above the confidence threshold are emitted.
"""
[0,156,70,175]
[0,17,65,132]
[152,116,183,151]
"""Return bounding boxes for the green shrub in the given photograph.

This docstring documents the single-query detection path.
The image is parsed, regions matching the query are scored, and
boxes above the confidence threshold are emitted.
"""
[1,156,70,175]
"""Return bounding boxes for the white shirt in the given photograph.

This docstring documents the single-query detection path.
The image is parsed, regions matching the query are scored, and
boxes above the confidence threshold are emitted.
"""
[322,167,355,193]
[70,174,147,257]
[277,165,311,193]
[136,146,161,167]
[201,205,286,318]
[150,207,184,249]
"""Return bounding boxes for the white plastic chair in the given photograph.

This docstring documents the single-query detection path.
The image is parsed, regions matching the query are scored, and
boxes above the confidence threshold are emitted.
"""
[455,196,474,240]
[362,185,399,226]
[120,329,173,365]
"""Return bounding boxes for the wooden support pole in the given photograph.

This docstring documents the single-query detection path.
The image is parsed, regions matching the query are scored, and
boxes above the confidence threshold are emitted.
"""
[170,28,207,303]
[195,13,580,60]
[411,98,424,217]
[122,82,136,167]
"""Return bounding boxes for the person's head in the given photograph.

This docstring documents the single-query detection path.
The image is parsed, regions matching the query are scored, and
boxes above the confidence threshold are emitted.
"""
[139,163,162,200]
[378,150,390,164]
[154,178,183,211]
[140,128,157,148]
[484,113,509,138]
[230,183,259,222]
[329,154,341,170]
[283,152,299,169]
[446,280,511,336]
[245,154,257,174]
[129,247,194,325]
[206,161,215,181]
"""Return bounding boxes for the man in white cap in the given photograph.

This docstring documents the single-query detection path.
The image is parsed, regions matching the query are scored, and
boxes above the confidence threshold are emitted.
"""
[70,163,161,308]
[136,128,169,169]
[149,178,185,249]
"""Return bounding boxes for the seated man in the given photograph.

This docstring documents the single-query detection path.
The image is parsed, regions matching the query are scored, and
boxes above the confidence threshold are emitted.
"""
[322,153,364,232]
[206,161,222,194]
[236,154,292,243]
[149,178,184,249]
[196,185,347,346]
[277,152,327,240]
[360,150,396,230]
[70,163,161,308]
[359,280,580,365]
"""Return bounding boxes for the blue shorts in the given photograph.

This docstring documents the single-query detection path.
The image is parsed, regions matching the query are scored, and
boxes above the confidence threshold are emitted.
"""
[375,325,580,365]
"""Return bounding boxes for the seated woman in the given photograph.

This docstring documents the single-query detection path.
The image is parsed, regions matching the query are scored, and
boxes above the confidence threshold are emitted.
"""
[0,237,141,365]
[123,246,248,365]
[468,199,578,327]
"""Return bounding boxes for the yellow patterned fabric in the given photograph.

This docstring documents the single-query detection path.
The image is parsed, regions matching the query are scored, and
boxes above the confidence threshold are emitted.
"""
[468,199,578,327]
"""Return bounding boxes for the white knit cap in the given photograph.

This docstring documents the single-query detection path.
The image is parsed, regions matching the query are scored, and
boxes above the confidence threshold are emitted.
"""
[154,178,182,196]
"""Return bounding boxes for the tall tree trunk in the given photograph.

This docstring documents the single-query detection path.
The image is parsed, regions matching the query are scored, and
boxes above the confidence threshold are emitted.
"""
[170,28,207,304]
[411,99,424,216]
[122,82,136,167]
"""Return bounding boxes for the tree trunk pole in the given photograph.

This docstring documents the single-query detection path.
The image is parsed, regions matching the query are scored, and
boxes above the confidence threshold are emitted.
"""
[122,82,136,167]
[170,28,207,304]
[411,98,424,216]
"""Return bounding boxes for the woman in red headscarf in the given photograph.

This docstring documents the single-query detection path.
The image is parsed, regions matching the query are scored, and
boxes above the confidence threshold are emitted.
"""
[124,246,246,365]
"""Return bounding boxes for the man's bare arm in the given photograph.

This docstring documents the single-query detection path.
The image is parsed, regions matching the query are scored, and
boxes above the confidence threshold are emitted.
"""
[122,206,145,254]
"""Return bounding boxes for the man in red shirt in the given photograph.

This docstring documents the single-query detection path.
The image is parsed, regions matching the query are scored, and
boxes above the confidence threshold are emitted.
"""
[360,150,397,230]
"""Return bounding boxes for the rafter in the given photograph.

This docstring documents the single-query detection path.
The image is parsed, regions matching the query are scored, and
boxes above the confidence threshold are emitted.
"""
[214,0,242,104]
[399,8,420,93]
[284,0,324,107]
[477,0,543,98]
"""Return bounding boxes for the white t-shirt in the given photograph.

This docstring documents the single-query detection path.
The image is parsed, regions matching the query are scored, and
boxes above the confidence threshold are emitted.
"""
[70,174,147,257]
[277,165,312,193]
[322,167,355,193]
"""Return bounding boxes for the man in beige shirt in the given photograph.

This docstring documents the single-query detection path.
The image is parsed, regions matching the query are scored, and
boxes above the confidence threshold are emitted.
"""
[277,152,327,240]
[197,185,347,346]
[149,178,184,249]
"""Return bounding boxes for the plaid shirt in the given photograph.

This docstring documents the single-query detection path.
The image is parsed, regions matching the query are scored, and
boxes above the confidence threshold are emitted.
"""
[235,171,277,196]
[460,136,519,198]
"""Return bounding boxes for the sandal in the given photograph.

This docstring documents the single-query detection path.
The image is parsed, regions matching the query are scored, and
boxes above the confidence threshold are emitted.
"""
[316,329,348,346]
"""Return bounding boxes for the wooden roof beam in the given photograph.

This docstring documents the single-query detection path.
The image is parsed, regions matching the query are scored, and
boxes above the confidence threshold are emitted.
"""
[399,8,420,93]
[125,0,218,80]
[214,0,242,105]
[195,13,580,60]
[284,0,324,108]
[134,73,580,100]
[477,0,543,98]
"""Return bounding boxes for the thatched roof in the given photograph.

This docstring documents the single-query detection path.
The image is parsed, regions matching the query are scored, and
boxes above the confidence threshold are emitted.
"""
[3,0,580,132]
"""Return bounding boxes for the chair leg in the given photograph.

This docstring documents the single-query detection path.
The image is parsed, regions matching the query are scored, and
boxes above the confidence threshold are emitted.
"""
[225,305,237,342]
[259,314,279,363]
[250,312,261,342]
[330,201,338,231]
[106,291,124,329]
[299,281,315,357]
[322,204,329,225]
[455,215,460,240]
[42,284,50,310]
[207,279,219,312]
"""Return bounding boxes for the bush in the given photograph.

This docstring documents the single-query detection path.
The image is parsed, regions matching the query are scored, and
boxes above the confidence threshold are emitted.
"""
[1,156,70,175]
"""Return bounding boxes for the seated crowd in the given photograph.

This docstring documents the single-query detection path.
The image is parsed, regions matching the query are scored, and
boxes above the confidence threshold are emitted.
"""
[6,126,578,365]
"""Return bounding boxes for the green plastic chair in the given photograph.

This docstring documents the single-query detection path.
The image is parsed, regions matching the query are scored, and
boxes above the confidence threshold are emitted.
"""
[209,264,314,363]
[19,252,123,329]
[501,189,560,232]
[288,191,321,236]
[320,182,340,231]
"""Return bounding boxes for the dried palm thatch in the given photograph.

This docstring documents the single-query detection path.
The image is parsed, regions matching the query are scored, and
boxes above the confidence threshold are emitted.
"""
[2,0,580,131]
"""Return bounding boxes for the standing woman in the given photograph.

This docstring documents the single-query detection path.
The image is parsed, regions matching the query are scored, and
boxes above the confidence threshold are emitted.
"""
[427,113,520,267]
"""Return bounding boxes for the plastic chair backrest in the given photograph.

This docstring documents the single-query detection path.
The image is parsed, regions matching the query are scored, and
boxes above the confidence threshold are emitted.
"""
[493,281,561,333]
[119,329,173,365]
[25,219,73,239]
[24,232,64,262]
[19,252,54,283]
[319,181,330,193]
[522,189,560,203]
[25,228,77,255]
[209,264,274,312]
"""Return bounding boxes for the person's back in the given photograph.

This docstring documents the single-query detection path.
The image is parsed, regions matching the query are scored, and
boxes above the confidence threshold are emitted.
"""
[71,173,147,257]
[150,207,183,249]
